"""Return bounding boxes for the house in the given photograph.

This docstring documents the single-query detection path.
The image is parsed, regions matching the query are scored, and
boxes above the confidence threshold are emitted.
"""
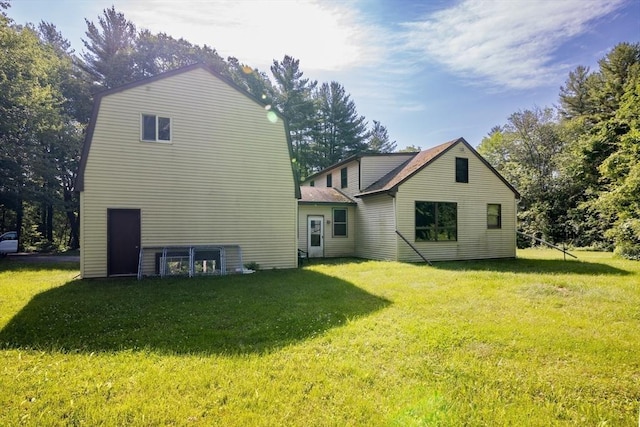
[299,138,520,262]
[77,64,299,278]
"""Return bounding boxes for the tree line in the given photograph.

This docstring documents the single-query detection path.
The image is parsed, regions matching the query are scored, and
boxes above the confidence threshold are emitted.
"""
[477,42,640,259]
[0,3,396,251]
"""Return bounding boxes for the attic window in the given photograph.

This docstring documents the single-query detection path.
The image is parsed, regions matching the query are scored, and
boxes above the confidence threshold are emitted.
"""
[326,174,332,187]
[341,167,348,188]
[142,114,171,142]
[455,157,468,183]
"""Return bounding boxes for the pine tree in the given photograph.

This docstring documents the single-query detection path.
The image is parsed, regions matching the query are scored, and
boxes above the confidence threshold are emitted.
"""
[311,82,368,170]
[366,120,396,153]
[270,56,317,178]
[81,6,137,89]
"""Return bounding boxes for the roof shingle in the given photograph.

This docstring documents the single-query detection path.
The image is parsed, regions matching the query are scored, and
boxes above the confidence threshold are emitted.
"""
[299,187,357,204]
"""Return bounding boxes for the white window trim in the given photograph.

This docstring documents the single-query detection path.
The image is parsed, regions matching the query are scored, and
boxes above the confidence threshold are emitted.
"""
[140,113,172,143]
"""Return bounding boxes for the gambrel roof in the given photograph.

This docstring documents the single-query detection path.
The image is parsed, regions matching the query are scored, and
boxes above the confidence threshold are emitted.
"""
[76,63,300,198]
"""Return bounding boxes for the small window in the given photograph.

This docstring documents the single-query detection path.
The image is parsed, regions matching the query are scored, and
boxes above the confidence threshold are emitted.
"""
[326,174,332,187]
[487,204,502,229]
[455,157,468,183]
[341,167,348,188]
[333,208,347,237]
[310,180,315,187]
[415,201,457,241]
[141,114,171,142]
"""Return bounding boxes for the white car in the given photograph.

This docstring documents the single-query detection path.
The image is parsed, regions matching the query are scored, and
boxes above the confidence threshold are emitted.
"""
[0,231,18,256]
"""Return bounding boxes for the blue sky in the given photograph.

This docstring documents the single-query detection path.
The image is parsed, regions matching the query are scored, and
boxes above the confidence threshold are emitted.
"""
[7,0,640,150]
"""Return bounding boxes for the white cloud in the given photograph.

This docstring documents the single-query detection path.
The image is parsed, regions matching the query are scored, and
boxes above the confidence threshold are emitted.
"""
[401,0,628,89]
[116,0,386,72]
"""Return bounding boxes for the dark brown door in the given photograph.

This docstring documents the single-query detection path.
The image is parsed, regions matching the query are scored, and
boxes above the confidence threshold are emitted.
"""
[107,209,141,276]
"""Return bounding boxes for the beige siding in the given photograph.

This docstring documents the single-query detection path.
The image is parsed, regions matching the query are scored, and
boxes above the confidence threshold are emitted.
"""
[298,205,356,257]
[81,68,297,277]
[359,154,414,190]
[395,141,516,261]
[355,193,396,260]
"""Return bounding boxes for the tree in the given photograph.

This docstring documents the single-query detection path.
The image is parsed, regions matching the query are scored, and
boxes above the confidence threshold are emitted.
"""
[227,57,274,104]
[270,56,317,178]
[366,120,397,153]
[310,81,368,171]
[0,16,69,247]
[478,107,566,243]
[81,6,137,89]
[559,65,594,120]
[559,43,640,252]
[593,61,640,258]
[398,145,421,153]
[134,30,228,78]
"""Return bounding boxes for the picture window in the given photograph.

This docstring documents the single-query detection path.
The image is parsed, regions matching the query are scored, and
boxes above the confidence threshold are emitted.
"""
[415,201,457,241]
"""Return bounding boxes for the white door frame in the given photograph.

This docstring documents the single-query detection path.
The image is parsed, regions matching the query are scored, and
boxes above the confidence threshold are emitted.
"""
[307,215,324,258]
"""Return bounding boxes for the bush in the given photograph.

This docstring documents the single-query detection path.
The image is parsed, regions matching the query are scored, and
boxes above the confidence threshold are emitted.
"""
[609,219,640,260]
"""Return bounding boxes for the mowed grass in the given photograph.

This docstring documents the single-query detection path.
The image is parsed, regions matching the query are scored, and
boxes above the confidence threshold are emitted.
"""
[0,250,638,426]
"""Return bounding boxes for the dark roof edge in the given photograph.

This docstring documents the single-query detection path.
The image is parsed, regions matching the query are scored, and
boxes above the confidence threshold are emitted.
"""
[298,201,357,205]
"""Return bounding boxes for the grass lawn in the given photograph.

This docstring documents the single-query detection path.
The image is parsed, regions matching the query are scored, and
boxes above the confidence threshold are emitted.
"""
[0,249,638,426]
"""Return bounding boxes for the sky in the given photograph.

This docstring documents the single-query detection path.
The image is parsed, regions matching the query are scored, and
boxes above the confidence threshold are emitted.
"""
[6,0,640,150]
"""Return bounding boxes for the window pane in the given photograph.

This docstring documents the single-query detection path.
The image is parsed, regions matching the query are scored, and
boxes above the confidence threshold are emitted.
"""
[341,168,348,188]
[333,209,346,223]
[415,228,435,241]
[438,203,457,227]
[326,174,332,187]
[487,204,501,228]
[142,114,156,140]
[333,223,347,236]
[438,227,457,241]
[415,201,457,241]
[158,117,171,140]
[456,157,468,183]
[415,202,436,228]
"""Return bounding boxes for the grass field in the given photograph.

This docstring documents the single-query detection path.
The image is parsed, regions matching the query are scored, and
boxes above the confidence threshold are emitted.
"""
[0,249,638,426]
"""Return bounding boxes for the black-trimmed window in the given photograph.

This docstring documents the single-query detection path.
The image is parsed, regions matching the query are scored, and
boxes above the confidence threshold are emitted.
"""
[415,201,457,241]
[310,180,315,187]
[142,114,171,142]
[487,204,502,229]
[326,174,332,187]
[333,208,347,237]
[455,157,468,183]
[341,167,348,188]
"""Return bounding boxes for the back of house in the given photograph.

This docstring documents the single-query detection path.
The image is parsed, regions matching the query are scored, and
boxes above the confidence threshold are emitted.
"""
[77,65,299,278]
[299,138,519,262]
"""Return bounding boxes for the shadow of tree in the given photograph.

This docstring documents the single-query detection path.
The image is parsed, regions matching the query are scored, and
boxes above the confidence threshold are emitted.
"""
[432,257,630,276]
[0,269,390,355]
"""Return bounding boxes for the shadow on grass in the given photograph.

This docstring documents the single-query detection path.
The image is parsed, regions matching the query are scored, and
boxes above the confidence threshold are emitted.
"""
[0,269,390,356]
[432,257,630,276]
